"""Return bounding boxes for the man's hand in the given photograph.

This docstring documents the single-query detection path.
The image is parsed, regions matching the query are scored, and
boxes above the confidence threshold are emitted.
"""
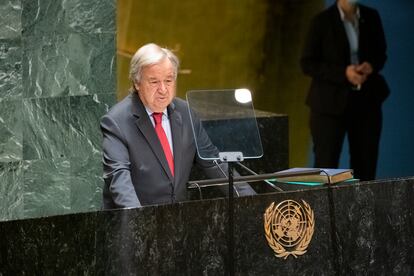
[346,65,367,86]
[346,61,374,87]
[356,62,373,75]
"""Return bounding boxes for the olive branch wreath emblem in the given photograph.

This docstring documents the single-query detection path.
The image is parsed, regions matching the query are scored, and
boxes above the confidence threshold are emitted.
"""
[264,200,315,259]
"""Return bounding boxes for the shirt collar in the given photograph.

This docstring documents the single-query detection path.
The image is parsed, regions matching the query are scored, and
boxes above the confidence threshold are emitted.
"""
[337,3,360,23]
[145,106,168,118]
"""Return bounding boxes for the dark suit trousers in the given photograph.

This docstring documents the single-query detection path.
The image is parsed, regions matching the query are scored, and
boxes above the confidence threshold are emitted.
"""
[310,93,382,181]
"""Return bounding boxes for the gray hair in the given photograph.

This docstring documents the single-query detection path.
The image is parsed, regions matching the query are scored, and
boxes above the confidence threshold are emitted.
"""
[129,43,179,86]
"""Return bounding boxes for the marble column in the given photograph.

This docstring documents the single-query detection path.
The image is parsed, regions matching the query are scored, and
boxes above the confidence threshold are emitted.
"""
[0,0,116,220]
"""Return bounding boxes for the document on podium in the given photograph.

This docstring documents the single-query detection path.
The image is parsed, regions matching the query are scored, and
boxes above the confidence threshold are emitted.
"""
[273,167,354,184]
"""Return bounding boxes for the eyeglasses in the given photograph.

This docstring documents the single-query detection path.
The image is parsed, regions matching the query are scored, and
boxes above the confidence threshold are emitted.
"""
[145,78,175,88]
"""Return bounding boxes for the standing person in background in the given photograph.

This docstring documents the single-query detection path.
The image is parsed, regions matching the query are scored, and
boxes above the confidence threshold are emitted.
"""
[300,0,390,181]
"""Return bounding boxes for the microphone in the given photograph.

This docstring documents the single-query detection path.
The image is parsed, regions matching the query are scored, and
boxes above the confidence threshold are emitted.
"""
[213,160,228,179]
[236,162,283,192]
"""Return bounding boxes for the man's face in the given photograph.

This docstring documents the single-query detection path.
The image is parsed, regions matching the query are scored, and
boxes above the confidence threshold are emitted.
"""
[135,58,176,112]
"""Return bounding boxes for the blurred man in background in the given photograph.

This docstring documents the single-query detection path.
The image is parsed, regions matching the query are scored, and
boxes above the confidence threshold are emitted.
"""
[301,0,389,180]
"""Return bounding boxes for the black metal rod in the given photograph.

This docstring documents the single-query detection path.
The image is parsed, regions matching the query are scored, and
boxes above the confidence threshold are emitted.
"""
[228,163,234,276]
[188,168,321,187]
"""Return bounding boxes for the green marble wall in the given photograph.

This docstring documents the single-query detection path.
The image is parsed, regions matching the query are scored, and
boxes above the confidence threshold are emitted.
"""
[0,0,116,220]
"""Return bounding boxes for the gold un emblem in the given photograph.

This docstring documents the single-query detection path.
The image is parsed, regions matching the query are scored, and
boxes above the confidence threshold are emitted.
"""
[264,199,315,259]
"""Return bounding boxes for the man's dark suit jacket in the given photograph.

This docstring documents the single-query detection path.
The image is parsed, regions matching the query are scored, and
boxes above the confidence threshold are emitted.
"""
[101,92,254,209]
[301,4,390,115]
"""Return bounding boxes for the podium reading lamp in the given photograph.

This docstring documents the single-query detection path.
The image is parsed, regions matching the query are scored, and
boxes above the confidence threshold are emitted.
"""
[186,89,263,275]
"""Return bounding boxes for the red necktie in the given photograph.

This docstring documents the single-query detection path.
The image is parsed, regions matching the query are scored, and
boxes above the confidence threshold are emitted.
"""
[152,112,174,176]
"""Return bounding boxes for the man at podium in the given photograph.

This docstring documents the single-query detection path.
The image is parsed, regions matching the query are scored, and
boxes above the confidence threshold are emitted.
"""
[100,43,255,209]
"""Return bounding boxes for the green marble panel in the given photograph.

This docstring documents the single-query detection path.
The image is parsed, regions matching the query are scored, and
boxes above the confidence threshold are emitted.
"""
[0,39,22,99]
[23,158,71,218]
[22,0,115,36]
[0,99,22,161]
[62,0,115,34]
[68,93,116,160]
[0,0,21,39]
[22,96,71,160]
[70,155,104,213]
[0,161,23,221]
[23,33,115,98]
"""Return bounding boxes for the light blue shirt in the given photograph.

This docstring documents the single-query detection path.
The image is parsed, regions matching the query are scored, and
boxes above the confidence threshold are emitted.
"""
[145,107,174,155]
[338,4,360,65]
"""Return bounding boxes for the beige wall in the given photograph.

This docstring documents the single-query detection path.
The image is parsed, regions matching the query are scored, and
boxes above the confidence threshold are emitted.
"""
[117,0,324,167]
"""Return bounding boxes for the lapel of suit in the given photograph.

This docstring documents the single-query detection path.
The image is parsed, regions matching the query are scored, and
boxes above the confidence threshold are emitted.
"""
[330,4,351,64]
[357,6,369,56]
[168,100,183,185]
[131,92,174,182]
